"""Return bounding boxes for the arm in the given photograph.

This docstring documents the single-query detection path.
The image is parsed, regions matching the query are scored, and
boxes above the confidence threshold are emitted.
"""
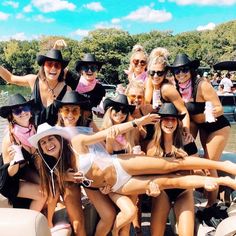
[71,113,160,153]
[144,77,153,104]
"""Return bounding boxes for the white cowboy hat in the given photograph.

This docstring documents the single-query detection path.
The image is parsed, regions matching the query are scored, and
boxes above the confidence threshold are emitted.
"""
[28,123,70,148]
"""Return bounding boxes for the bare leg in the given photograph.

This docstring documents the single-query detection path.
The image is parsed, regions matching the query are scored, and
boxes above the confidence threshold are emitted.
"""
[63,184,86,236]
[17,181,46,212]
[109,193,137,236]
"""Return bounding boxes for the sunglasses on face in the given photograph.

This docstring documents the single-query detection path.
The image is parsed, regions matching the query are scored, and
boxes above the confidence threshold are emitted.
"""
[81,65,98,73]
[148,70,166,77]
[44,61,62,70]
[60,107,80,116]
[173,67,190,75]
[12,105,31,116]
[112,106,129,114]
[128,95,144,101]
[132,59,147,67]
[161,116,177,122]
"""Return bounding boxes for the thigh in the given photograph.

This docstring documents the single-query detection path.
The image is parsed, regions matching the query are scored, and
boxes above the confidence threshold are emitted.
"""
[17,181,41,200]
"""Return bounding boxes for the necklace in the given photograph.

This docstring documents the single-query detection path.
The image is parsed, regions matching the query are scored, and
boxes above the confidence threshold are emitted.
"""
[46,80,59,99]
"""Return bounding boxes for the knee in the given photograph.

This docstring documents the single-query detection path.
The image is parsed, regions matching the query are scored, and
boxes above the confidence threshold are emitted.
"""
[124,205,137,222]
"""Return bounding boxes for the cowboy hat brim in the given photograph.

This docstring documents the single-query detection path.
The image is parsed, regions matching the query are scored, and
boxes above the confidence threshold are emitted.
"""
[37,55,69,68]
[75,61,103,72]
[28,125,70,148]
[168,59,200,69]
[213,61,236,71]
[0,99,35,119]
[158,113,186,121]
[54,99,91,110]
[103,97,135,114]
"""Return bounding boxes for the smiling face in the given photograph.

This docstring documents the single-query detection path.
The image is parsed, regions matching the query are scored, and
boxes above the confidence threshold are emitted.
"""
[173,66,191,84]
[131,51,147,76]
[12,105,31,126]
[81,63,98,81]
[110,106,128,124]
[127,87,144,108]
[148,63,166,87]
[44,60,62,81]
[160,116,178,134]
[39,135,61,158]
[59,105,81,127]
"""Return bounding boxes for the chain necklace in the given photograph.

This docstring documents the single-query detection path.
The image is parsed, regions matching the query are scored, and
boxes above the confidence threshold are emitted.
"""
[46,80,59,99]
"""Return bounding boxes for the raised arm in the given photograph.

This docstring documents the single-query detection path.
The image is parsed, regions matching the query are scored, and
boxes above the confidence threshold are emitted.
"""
[71,113,160,152]
[0,66,36,88]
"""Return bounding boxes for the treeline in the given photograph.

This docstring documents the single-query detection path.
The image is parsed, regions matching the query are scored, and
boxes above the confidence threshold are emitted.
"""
[1,20,236,85]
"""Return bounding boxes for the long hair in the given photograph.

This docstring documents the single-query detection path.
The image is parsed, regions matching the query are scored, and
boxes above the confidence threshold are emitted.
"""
[101,107,135,153]
[37,136,74,196]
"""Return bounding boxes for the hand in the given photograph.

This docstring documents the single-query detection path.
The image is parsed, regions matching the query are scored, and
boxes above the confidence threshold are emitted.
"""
[146,181,161,197]
[182,128,194,145]
[204,179,218,191]
[99,185,112,194]
[53,39,67,50]
[137,113,160,127]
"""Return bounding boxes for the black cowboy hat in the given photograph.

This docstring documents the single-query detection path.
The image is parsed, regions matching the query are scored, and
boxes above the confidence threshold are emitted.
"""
[75,53,103,72]
[37,49,69,68]
[0,93,35,118]
[168,53,200,69]
[103,94,135,114]
[213,61,236,71]
[158,103,186,120]
[55,91,90,109]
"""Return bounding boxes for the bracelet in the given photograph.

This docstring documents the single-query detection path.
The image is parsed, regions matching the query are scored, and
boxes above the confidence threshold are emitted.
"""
[131,120,138,127]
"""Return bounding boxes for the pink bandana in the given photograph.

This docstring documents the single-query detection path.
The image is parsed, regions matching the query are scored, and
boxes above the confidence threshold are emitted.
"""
[115,135,127,146]
[13,124,35,147]
[131,71,148,83]
[179,79,192,102]
[76,76,97,93]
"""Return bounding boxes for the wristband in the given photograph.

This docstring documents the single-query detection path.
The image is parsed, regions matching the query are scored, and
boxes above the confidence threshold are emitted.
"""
[132,120,137,127]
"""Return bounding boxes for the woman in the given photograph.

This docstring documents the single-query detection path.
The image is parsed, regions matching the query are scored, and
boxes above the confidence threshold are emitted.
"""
[0,93,46,210]
[169,53,231,206]
[55,90,115,236]
[125,44,148,84]
[0,49,71,126]
[147,103,196,236]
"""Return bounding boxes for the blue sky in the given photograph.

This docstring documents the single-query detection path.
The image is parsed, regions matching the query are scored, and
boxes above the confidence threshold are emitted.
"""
[0,0,236,41]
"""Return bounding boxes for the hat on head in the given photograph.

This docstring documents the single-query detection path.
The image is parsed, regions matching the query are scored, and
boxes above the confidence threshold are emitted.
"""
[55,91,90,109]
[158,103,186,120]
[75,53,103,72]
[169,53,200,69]
[0,93,35,119]
[103,94,135,114]
[37,49,69,68]
[28,123,70,148]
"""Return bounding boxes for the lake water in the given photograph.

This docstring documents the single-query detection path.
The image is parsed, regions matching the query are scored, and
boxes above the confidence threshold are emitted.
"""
[0,85,235,153]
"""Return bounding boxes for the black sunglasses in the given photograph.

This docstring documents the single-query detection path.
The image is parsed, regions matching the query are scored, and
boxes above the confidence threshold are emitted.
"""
[12,105,31,116]
[173,67,190,75]
[148,70,166,77]
[81,65,98,72]
[112,106,129,114]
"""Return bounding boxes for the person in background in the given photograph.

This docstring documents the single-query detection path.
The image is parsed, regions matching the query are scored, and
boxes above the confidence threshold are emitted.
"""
[0,49,71,126]
[0,94,46,210]
[219,72,233,93]
[125,44,148,84]
[169,53,231,207]
[56,90,116,236]
[147,103,196,236]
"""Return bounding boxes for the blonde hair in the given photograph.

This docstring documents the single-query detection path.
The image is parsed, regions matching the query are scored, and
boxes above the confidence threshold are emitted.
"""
[125,80,145,96]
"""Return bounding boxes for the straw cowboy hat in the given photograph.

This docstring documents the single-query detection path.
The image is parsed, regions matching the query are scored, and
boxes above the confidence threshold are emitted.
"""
[168,53,200,69]
[75,53,103,72]
[37,49,69,68]
[28,123,70,148]
[158,102,186,120]
[103,94,135,114]
[55,91,90,109]
[0,93,35,119]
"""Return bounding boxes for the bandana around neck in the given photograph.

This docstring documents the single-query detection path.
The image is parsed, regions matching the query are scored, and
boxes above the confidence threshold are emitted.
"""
[179,79,192,103]
[13,123,35,147]
[131,71,147,83]
[76,75,97,93]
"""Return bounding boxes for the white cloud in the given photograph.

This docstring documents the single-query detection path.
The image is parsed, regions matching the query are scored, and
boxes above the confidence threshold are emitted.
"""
[33,14,55,23]
[32,0,75,13]
[95,22,121,29]
[23,4,32,13]
[169,0,236,6]
[197,22,216,31]
[111,18,121,24]
[71,29,89,37]
[16,13,25,19]
[3,1,19,8]
[83,2,105,12]
[0,32,26,41]
[0,11,10,20]
[124,6,172,23]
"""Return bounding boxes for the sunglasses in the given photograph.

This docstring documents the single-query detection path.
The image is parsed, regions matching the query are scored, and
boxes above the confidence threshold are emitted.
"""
[12,105,31,116]
[44,61,62,69]
[148,70,166,77]
[128,95,144,100]
[133,59,147,67]
[173,67,190,75]
[161,116,177,122]
[81,65,98,72]
[60,107,80,116]
[112,106,129,114]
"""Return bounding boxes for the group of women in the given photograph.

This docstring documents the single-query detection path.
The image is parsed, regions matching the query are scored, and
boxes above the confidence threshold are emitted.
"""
[0,41,233,236]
